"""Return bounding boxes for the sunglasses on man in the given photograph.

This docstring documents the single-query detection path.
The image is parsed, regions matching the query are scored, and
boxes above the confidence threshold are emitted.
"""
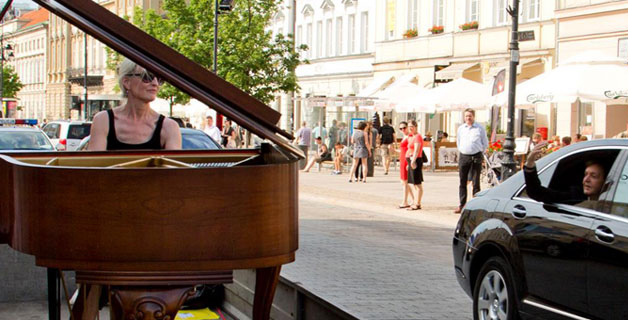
[126,70,164,85]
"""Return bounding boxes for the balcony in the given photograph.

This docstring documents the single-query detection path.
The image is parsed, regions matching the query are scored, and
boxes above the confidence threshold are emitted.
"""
[68,68,103,86]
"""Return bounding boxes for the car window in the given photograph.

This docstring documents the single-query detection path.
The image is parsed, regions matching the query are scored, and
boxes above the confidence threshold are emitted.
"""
[517,162,557,198]
[43,123,60,139]
[0,131,55,150]
[182,132,220,150]
[67,124,91,140]
[609,157,628,217]
[518,149,621,210]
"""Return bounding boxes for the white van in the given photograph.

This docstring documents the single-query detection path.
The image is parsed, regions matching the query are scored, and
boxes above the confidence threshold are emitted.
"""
[42,120,92,151]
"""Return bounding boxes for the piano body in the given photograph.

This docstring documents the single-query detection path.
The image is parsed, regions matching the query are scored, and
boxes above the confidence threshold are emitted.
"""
[0,1,302,319]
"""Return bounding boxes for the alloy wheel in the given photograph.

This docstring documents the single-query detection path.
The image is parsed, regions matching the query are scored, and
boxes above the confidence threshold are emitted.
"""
[477,270,509,320]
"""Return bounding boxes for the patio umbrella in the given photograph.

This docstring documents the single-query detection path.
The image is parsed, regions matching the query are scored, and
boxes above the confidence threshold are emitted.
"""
[370,82,426,111]
[396,78,490,113]
[494,51,628,106]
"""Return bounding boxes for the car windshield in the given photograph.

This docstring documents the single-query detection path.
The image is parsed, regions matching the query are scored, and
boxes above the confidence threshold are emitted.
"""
[67,124,92,140]
[182,131,220,150]
[0,131,55,150]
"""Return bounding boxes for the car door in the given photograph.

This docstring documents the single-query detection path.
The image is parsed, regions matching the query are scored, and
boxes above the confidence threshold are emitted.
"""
[587,150,628,320]
[505,156,593,315]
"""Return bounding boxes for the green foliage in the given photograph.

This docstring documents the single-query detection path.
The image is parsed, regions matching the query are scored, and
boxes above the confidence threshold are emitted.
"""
[109,0,307,105]
[1,65,23,98]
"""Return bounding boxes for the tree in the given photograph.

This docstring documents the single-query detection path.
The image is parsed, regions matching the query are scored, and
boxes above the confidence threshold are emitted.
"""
[129,0,307,105]
[1,65,23,98]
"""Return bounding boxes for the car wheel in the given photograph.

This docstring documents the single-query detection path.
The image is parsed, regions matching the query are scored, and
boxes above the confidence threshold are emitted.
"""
[473,256,519,320]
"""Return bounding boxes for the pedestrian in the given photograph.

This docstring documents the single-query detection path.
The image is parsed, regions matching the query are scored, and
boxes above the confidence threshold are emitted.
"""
[303,137,331,172]
[455,108,488,213]
[561,136,572,147]
[312,122,327,148]
[294,121,312,169]
[328,119,338,148]
[332,141,347,175]
[203,113,221,143]
[378,116,396,175]
[397,121,414,209]
[89,58,181,151]
[423,131,433,142]
[337,122,348,146]
[221,118,235,147]
[406,120,424,210]
[348,121,370,183]
[367,120,378,176]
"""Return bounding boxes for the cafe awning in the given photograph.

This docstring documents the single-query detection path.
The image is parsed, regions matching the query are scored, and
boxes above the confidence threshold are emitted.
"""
[435,62,480,80]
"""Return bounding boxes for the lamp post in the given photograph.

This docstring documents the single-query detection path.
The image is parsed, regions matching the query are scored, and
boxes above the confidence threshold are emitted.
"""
[500,0,520,181]
[213,0,234,130]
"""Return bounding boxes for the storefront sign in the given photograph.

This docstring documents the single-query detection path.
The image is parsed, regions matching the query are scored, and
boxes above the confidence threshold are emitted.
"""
[518,30,535,42]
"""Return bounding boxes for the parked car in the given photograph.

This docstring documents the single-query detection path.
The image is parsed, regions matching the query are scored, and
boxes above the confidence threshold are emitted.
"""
[76,127,222,150]
[0,127,56,151]
[42,120,92,151]
[453,139,628,320]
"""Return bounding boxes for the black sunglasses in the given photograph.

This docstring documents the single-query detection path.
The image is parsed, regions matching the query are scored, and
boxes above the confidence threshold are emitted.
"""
[399,126,407,130]
[126,71,164,85]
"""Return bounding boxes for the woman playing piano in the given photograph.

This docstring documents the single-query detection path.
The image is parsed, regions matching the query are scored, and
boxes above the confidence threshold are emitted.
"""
[88,58,182,151]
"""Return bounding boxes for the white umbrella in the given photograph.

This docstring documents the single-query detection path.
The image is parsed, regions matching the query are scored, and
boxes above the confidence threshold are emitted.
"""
[397,78,490,113]
[371,82,426,111]
[494,51,628,105]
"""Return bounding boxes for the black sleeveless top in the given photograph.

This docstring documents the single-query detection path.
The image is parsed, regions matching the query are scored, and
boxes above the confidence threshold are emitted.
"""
[106,109,165,150]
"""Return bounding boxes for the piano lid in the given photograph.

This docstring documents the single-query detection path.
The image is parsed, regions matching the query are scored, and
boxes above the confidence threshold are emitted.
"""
[34,0,303,159]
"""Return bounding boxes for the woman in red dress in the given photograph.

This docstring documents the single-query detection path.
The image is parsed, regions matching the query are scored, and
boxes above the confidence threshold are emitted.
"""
[398,121,414,208]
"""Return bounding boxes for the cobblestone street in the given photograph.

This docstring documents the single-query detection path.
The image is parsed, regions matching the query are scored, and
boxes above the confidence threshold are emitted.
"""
[281,167,474,319]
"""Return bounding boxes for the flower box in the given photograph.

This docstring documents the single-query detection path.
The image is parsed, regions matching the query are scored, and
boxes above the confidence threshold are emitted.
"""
[403,29,418,38]
[428,25,444,34]
[459,21,479,31]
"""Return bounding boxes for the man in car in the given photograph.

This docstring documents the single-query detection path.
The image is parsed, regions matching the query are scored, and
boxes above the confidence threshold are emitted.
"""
[524,142,607,204]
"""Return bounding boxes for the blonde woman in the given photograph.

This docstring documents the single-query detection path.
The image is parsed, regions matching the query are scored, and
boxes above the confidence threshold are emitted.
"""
[89,58,181,151]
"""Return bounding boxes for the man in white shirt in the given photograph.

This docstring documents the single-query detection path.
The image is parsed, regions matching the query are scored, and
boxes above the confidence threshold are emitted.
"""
[455,108,489,213]
[203,114,221,144]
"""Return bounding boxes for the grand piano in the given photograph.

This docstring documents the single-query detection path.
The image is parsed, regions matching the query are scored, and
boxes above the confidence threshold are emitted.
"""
[0,1,302,319]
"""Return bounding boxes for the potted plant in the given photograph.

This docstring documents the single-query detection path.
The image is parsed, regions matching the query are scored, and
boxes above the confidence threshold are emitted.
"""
[459,21,479,31]
[403,28,418,38]
[428,25,444,34]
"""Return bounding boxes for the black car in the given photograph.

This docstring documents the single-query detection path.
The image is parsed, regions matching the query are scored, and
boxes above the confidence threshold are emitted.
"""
[453,138,628,320]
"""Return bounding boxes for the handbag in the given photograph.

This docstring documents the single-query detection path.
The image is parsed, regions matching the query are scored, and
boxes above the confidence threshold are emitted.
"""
[421,151,428,163]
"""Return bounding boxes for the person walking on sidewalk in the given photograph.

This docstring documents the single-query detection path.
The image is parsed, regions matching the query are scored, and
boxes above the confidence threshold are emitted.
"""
[379,117,396,175]
[406,120,424,210]
[455,108,488,213]
[349,121,370,183]
[397,121,414,209]
[294,121,312,168]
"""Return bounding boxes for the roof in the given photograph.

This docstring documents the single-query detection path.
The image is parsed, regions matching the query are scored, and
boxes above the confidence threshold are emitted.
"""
[20,8,48,29]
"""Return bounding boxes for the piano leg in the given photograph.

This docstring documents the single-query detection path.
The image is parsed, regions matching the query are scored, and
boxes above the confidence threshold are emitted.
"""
[253,266,281,320]
[108,286,195,320]
[47,268,60,320]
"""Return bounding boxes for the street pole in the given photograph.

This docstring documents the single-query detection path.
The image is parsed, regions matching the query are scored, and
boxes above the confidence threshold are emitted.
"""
[501,0,520,181]
[83,33,88,121]
[214,0,222,130]
[0,34,4,114]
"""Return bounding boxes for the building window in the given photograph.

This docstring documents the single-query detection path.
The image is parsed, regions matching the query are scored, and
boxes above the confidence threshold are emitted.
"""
[495,0,509,26]
[360,12,369,53]
[407,0,418,30]
[466,0,478,23]
[306,23,312,58]
[386,0,396,39]
[326,18,333,57]
[296,25,302,48]
[526,0,540,22]
[335,17,343,56]
[348,14,355,54]
[316,21,322,58]
[433,0,444,27]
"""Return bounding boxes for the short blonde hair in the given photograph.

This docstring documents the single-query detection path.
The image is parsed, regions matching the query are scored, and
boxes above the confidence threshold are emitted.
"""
[117,58,139,98]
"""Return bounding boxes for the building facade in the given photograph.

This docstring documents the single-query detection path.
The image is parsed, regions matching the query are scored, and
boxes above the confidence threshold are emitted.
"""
[46,0,162,121]
[1,8,47,120]
[554,0,628,139]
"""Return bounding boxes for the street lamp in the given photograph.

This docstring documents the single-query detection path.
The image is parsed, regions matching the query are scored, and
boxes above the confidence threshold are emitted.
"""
[213,0,234,129]
[500,0,520,181]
